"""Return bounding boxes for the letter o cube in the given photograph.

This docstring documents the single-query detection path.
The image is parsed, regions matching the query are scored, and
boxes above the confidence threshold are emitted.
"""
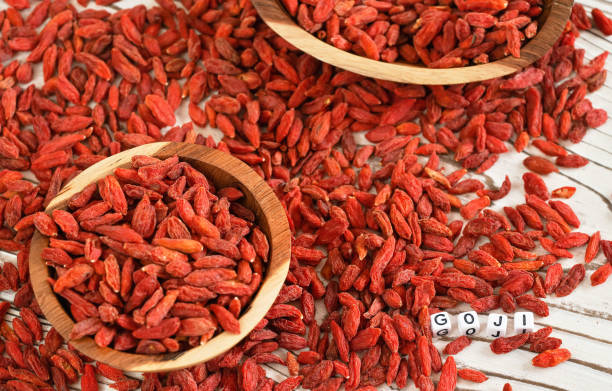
[430,312,452,337]
[486,313,508,338]
[458,311,480,336]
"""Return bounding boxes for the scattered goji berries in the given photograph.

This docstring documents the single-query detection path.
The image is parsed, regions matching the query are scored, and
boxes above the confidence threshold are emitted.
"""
[532,348,572,367]
[592,8,612,36]
[443,335,471,355]
[457,367,488,383]
[0,0,605,389]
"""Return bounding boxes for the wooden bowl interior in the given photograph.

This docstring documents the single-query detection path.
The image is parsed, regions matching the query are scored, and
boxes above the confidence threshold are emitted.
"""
[29,142,291,372]
[252,0,573,84]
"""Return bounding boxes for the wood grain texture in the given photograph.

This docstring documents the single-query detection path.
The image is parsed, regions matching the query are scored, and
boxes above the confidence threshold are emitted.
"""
[29,142,291,372]
[251,0,574,85]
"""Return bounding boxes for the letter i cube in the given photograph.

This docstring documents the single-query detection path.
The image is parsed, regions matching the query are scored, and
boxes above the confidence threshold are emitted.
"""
[514,312,534,334]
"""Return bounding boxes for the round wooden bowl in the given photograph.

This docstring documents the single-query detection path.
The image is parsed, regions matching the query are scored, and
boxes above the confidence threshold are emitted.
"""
[29,142,291,372]
[252,0,573,85]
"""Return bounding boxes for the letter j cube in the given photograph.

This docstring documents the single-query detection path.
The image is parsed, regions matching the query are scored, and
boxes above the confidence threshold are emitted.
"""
[486,314,508,338]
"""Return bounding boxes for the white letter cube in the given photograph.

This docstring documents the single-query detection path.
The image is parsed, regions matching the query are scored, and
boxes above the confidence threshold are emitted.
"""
[486,314,508,338]
[430,312,451,337]
[458,311,480,336]
[514,312,534,334]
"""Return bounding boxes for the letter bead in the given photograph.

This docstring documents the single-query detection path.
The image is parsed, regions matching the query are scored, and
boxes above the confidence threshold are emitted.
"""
[430,312,452,337]
[458,311,480,336]
[514,312,534,334]
[486,313,508,338]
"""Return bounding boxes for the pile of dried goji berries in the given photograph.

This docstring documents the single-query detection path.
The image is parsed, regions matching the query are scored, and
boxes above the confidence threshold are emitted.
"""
[0,0,608,390]
[284,0,542,66]
[36,155,270,354]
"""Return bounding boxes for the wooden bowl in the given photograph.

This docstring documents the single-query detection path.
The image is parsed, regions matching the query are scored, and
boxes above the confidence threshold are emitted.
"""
[29,142,291,372]
[252,0,573,85]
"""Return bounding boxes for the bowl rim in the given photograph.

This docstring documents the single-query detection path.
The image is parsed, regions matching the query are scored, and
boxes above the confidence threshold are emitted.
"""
[252,0,574,85]
[29,141,291,372]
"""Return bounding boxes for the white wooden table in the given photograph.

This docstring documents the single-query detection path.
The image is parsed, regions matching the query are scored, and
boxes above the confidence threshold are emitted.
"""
[1,0,611,389]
